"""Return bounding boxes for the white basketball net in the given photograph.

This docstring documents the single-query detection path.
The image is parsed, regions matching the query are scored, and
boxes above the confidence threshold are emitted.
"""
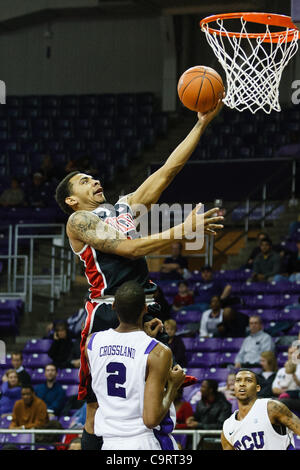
[201,17,299,113]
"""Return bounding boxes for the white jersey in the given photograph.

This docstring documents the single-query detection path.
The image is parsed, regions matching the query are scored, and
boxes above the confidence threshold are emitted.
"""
[223,398,295,450]
[87,328,177,450]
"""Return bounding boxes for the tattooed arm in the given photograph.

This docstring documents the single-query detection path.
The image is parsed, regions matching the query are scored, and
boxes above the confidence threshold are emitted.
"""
[268,399,300,436]
[67,207,224,259]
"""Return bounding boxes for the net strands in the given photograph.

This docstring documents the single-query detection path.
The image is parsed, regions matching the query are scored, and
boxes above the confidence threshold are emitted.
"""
[201,18,299,113]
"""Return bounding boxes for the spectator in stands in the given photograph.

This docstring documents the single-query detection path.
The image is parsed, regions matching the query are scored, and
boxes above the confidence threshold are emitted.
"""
[272,345,300,398]
[243,231,269,269]
[214,306,249,338]
[34,364,66,417]
[68,437,82,450]
[10,351,31,386]
[160,242,190,281]
[199,295,223,338]
[257,351,278,398]
[10,385,49,430]
[48,320,80,369]
[186,379,232,432]
[164,319,187,367]
[39,154,56,182]
[0,177,25,208]
[249,237,281,282]
[26,172,48,208]
[234,315,275,369]
[174,388,193,430]
[152,285,171,322]
[0,369,22,417]
[194,265,232,312]
[218,372,238,412]
[172,281,195,312]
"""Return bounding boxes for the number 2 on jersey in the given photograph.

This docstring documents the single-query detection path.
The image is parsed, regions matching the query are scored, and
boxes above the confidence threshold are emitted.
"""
[106,362,126,398]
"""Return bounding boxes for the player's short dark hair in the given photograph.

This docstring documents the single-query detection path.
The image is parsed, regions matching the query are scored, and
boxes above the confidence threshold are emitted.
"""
[114,281,146,324]
[55,171,80,214]
[236,368,259,385]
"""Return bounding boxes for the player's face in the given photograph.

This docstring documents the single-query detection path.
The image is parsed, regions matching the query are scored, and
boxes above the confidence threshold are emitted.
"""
[68,173,106,208]
[234,371,260,402]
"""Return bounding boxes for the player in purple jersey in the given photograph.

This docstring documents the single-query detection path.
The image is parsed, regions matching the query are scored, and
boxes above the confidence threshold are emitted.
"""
[55,100,224,449]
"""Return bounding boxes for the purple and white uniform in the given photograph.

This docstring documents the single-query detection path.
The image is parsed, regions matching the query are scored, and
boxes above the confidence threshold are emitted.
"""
[86,329,178,450]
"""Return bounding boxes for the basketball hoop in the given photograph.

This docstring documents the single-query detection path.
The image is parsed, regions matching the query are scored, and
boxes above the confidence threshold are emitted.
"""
[200,13,299,113]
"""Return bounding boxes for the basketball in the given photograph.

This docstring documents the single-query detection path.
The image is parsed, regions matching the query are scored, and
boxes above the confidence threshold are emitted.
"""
[177,65,224,113]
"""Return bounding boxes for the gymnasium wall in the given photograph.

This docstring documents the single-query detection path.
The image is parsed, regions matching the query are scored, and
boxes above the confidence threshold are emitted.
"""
[0,16,163,96]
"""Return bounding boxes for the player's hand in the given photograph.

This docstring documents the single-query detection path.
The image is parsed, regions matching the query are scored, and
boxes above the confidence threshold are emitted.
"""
[197,92,225,124]
[168,364,186,390]
[143,318,164,338]
[183,203,224,237]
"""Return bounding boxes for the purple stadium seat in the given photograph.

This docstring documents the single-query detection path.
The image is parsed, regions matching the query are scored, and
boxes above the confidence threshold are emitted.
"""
[62,384,79,397]
[182,337,196,351]
[205,367,232,382]
[173,310,201,324]
[277,351,289,367]
[23,339,53,354]
[193,337,222,352]
[59,415,72,429]
[0,415,13,428]
[240,282,269,294]
[279,309,300,321]
[188,352,220,368]
[0,432,33,450]
[57,368,79,384]
[30,368,45,384]
[287,321,300,335]
[22,353,52,368]
[218,352,236,366]
[260,310,281,322]
[221,337,244,352]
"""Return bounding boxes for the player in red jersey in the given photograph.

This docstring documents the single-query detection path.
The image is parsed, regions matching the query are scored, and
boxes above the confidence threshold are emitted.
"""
[55,100,224,449]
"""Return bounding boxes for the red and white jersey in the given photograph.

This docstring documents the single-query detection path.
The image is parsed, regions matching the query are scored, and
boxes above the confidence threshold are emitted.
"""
[70,196,154,299]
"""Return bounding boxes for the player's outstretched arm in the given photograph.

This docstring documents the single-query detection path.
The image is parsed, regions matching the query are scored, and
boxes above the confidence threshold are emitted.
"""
[143,344,185,429]
[268,399,300,436]
[128,99,224,210]
[67,206,224,259]
[220,431,235,450]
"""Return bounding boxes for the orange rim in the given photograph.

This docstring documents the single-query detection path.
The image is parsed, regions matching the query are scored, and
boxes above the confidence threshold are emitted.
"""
[200,12,299,43]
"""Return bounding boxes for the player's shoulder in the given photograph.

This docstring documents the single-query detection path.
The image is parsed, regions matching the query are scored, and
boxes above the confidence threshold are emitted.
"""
[148,340,172,361]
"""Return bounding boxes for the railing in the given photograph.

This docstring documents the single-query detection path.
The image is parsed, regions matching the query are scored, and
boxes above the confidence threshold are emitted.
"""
[11,224,76,313]
[0,428,221,450]
[0,255,28,303]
